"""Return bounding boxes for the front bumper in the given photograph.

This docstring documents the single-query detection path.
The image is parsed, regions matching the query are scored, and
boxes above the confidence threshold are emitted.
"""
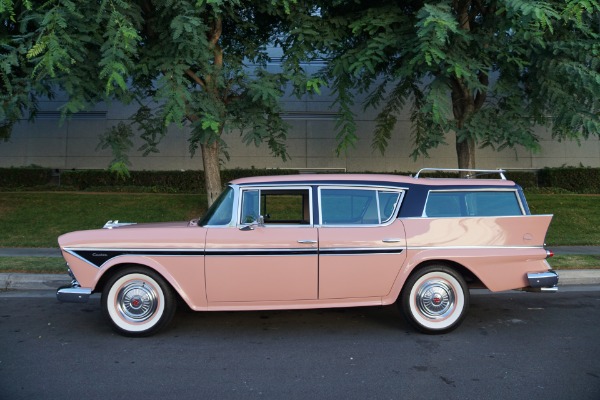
[57,286,92,303]
[56,266,91,303]
[523,270,559,292]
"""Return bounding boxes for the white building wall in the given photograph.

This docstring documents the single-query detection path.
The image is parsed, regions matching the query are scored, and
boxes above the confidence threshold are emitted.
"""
[1,89,599,172]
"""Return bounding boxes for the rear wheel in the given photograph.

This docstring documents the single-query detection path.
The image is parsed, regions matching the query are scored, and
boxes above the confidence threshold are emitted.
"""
[101,267,176,337]
[400,265,469,334]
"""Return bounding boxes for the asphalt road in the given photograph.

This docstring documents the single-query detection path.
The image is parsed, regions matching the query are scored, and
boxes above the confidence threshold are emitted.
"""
[1,288,600,400]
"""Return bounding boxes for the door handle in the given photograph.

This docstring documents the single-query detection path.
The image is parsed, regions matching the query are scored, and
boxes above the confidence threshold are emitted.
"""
[382,238,403,243]
[297,240,317,244]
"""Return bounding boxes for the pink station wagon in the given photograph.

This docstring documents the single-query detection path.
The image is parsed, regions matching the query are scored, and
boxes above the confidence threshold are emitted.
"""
[57,169,558,336]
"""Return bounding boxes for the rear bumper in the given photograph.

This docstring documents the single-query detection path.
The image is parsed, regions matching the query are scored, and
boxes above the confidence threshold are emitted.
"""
[523,270,559,292]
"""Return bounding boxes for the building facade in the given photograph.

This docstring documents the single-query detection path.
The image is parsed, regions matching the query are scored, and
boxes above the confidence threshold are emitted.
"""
[1,86,599,173]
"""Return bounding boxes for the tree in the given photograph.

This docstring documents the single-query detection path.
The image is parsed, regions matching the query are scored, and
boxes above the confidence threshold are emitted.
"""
[284,0,600,173]
[2,0,302,206]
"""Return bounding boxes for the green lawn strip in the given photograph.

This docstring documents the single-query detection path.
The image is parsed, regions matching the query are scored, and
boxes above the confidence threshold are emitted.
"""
[0,192,207,247]
[547,255,600,270]
[527,194,600,246]
[0,257,67,274]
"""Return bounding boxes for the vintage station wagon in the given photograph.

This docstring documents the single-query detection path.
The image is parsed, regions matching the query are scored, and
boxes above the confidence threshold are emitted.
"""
[57,169,558,336]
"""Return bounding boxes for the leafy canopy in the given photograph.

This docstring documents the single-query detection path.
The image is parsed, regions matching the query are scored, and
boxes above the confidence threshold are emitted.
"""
[2,0,310,174]
[283,0,600,164]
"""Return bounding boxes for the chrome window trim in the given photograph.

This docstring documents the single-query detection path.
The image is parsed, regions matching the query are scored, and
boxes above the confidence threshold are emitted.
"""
[422,188,526,217]
[407,245,545,250]
[237,185,314,227]
[317,186,405,227]
[201,184,239,227]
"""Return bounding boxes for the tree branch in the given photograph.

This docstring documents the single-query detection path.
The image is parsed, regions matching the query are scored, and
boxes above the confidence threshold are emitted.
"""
[185,69,206,90]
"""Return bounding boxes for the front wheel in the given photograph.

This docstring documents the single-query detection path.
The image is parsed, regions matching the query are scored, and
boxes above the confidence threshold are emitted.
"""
[400,265,469,334]
[101,267,176,337]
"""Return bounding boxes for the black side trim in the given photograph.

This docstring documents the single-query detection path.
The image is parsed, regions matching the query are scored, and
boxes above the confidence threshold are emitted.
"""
[319,248,405,255]
[69,247,404,268]
[70,250,205,267]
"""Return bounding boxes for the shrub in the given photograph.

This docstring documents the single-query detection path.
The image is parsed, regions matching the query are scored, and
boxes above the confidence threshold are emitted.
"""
[538,167,600,193]
[0,167,53,187]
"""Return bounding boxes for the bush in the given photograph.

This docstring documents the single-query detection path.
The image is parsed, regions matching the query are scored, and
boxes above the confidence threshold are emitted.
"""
[2,167,599,193]
[59,168,299,192]
[503,171,538,189]
[538,167,600,193]
[0,167,53,187]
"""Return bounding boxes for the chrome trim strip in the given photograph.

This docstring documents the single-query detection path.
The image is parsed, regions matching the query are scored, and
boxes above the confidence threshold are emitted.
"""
[319,247,405,255]
[415,168,507,179]
[407,245,544,251]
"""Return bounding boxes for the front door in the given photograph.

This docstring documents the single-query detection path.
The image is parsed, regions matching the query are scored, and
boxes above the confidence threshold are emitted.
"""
[205,187,318,302]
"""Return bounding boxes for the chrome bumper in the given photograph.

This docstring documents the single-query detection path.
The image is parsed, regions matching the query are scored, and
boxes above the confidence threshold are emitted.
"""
[57,286,92,303]
[57,266,92,303]
[523,270,559,293]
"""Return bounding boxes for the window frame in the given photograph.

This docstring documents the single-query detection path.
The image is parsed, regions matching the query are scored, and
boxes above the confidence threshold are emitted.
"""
[317,186,405,227]
[238,186,314,227]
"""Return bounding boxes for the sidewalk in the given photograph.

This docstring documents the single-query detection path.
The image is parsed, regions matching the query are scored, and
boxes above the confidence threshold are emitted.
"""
[1,247,600,291]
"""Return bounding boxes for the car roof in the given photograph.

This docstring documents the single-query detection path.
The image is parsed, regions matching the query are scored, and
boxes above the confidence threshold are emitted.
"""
[229,173,516,187]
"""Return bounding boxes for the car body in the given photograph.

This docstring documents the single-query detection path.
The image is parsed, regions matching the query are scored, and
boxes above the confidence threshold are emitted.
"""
[57,169,558,336]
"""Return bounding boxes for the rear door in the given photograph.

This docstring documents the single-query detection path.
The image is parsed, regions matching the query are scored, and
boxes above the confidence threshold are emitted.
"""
[317,187,407,299]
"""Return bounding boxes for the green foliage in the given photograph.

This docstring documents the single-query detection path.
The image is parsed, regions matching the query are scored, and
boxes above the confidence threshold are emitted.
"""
[97,122,134,179]
[283,0,600,166]
[58,168,298,192]
[0,167,53,187]
[538,167,600,193]
[2,0,304,198]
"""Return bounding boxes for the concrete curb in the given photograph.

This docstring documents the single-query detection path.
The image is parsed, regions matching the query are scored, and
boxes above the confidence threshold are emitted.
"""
[0,273,70,291]
[1,270,600,292]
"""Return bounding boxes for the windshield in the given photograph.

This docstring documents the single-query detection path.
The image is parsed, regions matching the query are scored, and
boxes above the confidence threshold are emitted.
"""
[199,186,235,226]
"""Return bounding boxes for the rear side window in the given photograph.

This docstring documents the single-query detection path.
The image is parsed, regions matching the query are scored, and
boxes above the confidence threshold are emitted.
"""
[425,191,523,217]
[320,188,402,225]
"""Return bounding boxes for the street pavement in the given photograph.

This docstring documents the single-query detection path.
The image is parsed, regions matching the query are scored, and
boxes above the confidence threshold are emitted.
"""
[1,246,599,291]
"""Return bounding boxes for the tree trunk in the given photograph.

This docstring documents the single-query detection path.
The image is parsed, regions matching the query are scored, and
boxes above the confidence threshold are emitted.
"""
[201,141,222,207]
[455,137,476,176]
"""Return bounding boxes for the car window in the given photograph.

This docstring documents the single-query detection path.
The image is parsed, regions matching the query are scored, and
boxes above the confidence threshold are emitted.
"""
[320,188,401,225]
[199,186,235,226]
[425,191,523,217]
[241,188,311,225]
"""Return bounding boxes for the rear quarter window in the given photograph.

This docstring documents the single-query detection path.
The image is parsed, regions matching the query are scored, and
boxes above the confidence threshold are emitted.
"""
[424,191,523,217]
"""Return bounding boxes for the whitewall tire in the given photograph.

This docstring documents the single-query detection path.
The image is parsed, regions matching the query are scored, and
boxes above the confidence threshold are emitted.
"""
[400,265,469,334]
[101,267,176,337]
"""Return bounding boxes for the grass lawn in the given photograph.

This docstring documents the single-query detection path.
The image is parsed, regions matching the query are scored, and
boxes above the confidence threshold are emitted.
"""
[0,192,206,247]
[527,194,600,246]
[0,257,66,274]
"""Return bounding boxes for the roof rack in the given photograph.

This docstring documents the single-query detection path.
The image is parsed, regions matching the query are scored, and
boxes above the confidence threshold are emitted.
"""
[414,168,507,180]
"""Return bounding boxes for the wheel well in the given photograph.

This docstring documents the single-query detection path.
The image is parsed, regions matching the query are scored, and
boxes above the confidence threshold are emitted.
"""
[94,263,185,301]
[406,260,484,289]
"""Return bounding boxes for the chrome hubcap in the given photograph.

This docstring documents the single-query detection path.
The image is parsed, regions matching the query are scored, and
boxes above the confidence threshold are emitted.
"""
[416,279,455,319]
[116,280,158,322]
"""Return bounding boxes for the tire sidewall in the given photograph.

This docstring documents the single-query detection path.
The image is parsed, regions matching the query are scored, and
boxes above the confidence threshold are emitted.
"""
[102,268,174,336]
[402,266,469,334]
